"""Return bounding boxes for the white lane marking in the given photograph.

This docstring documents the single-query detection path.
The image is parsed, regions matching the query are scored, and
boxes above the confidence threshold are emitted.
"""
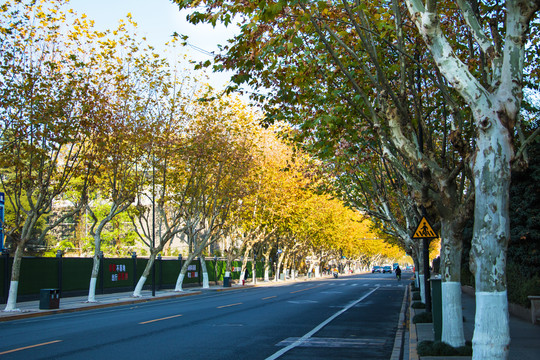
[277,337,386,348]
[287,300,318,304]
[265,287,379,360]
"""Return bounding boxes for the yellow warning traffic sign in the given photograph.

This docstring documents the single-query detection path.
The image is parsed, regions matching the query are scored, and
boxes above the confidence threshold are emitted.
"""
[412,217,438,239]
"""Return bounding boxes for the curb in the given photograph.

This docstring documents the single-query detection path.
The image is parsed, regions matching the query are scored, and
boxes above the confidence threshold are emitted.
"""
[391,283,410,359]
[408,285,419,360]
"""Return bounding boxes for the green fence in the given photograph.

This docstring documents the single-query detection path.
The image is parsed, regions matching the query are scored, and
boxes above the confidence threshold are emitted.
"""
[0,255,271,303]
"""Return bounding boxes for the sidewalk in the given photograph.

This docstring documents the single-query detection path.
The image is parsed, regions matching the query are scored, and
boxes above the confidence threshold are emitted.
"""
[0,287,220,322]
[407,287,540,359]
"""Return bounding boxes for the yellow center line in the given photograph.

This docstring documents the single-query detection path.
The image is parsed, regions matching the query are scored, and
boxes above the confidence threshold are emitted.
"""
[0,340,63,355]
[217,302,242,309]
[290,285,321,294]
[139,314,183,325]
[262,296,277,300]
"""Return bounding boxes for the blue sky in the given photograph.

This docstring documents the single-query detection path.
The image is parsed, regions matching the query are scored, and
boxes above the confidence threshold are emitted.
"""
[68,0,239,89]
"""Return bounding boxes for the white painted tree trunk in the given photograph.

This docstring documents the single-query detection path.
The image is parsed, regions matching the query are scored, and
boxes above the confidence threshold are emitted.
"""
[441,282,465,347]
[315,265,320,278]
[4,244,24,311]
[87,254,100,302]
[418,274,425,303]
[133,253,157,297]
[473,291,510,359]
[202,272,209,288]
[264,267,270,281]
[175,273,185,291]
[200,257,209,288]
[88,277,98,303]
[4,281,20,311]
[133,276,147,297]
[175,254,196,291]
[440,219,466,347]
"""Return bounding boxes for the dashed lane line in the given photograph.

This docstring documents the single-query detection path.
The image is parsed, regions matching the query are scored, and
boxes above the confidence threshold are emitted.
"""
[139,314,183,324]
[217,302,243,309]
[0,340,63,356]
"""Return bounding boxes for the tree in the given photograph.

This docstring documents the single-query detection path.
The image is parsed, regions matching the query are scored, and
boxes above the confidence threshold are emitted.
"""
[174,96,258,290]
[0,0,101,311]
[127,44,202,298]
[79,15,173,302]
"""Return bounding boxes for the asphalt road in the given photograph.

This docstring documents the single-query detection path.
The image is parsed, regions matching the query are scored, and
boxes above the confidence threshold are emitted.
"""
[0,273,409,360]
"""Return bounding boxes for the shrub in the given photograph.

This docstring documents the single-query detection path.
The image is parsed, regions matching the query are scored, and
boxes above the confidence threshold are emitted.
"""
[507,262,540,307]
[412,312,432,323]
[417,340,472,356]
[411,301,426,309]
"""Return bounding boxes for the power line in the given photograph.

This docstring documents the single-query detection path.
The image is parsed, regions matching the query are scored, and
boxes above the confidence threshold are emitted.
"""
[186,42,215,57]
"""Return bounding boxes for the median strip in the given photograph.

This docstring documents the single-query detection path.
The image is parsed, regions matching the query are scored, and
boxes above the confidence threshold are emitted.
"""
[139,314,183,324]
[217,302,242,309]
[0,340,63,355]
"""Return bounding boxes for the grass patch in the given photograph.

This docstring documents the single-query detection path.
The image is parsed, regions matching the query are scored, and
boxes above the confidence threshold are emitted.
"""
[412,311,432,323]
[417,340,472,356]
[411,301,426,309]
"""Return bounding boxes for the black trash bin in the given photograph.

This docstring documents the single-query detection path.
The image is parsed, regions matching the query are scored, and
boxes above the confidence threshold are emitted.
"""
[223,276,231,287]
[39,289,60,310]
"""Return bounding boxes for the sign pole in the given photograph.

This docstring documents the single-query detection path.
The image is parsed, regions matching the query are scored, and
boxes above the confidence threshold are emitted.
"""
[423,237,432,313]
[412,214,438,314]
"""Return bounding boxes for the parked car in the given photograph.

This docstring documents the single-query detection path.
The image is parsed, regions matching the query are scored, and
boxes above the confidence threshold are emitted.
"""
[382,265,393,273]
[372,266,382,273]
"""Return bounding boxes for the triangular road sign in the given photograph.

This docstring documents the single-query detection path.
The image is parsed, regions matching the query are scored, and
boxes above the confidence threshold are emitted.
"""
[412,217,438,239]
